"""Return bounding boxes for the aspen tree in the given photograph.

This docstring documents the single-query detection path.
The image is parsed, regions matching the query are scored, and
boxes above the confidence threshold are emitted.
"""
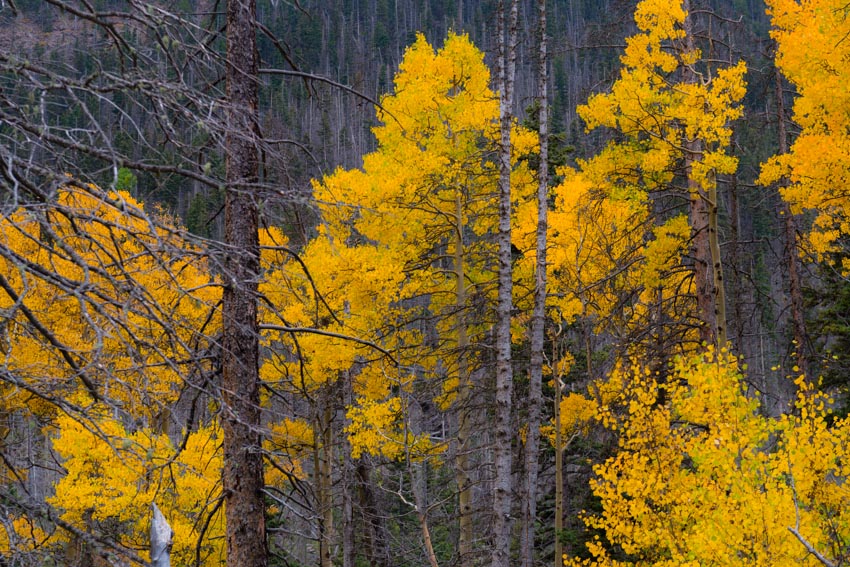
[493,1,520,566]
[566,349,850,567]
[577,0,746,347]
[761,0,850,272]
[520,0,550,565]
[312,33,537,563]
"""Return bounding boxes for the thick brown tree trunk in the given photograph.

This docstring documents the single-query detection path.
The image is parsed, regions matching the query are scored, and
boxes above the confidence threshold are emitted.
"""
[775,66,808,379]
[683,2,726,346]
[521,1,548,566]
[356,461,391,567]
[493,1,518,566]
[222,1,266,566]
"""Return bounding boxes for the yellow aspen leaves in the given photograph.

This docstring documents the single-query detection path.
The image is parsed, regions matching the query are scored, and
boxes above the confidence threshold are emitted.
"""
[345,396,443,461]
[640,215,690,290]
[544,0,745,352]
[309,32,537,457]
[0,185,220,419]
[761,0,850,269]
[579,0,746,191]
[541,393,596,448]
[47,413,224,565]
[568,348,850,567]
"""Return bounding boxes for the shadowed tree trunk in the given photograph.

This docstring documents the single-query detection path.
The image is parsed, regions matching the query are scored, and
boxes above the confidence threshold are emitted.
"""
[222,1,267,566]
[553,334,566,567]
[454,191,474,563]
[356,461,390,567]
[683,0,727,347]
[774,65,808,380]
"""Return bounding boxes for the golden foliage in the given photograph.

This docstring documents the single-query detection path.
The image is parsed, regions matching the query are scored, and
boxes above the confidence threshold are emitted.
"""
[345,395,443,461]
[760,0,850,268]
[266,417,314,481]
[46,413,224,565]
[541,393,596,448]
[0,185,220,418]
[568,348,850,567]
[308,32,537,457]
[530,0,745,357]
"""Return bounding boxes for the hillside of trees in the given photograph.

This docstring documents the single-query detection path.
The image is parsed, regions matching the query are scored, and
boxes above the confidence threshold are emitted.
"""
[1,1,849,566]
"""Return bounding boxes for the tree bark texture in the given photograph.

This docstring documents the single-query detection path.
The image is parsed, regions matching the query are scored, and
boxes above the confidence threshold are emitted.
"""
[223,1,266,566]
[454,193,474,563]
[683,2,726,346]
[775,66,808,379]
[521,1,548,566]
[493,1,518,566]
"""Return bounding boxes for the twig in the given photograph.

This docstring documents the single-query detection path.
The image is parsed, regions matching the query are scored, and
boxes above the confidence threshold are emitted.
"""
[787,527,836,567]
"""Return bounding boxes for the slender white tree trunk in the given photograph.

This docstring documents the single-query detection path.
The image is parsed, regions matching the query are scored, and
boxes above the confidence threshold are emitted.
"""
[493,1,519,566]
[521,1,548,566]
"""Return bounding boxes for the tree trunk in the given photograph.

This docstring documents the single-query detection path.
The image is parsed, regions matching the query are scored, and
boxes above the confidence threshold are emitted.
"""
[521,1,548,566]
[775,66,808,379]
[150,504,173,567]
[412,460,441,567]
[728,169,745,355]
[454,193,474,563]
[708,169,728,347]
[553,338,564,567]
[317,402,335,567]
[357,461,391,567]
[343,384,355,567]
[222,1,266,566]
[493,1,518,566]
[683,1,726,347]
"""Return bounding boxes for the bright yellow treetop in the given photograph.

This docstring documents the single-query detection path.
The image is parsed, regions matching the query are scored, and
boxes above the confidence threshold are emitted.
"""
[761,0,850,268]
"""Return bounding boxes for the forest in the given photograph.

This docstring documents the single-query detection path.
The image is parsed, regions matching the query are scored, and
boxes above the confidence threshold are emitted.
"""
[0,0,849,566]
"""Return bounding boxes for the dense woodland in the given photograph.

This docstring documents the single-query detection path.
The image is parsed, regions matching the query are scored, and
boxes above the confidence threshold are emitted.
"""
[1,0,849,566]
